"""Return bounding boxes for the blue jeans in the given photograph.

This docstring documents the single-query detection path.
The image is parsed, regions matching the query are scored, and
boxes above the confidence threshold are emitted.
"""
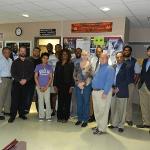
[75,84,92,122]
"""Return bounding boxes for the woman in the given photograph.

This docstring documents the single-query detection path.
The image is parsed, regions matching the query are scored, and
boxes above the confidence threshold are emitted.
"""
[53,49,74,123]
[74,50,93,127]
[34,52,53,121]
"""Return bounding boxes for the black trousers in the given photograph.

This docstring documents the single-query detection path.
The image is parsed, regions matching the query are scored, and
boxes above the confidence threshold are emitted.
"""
[10,81,29,118]
[57,85,72,120]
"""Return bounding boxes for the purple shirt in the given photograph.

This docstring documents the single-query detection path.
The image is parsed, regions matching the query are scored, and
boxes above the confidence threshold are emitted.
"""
[35,64,52,87]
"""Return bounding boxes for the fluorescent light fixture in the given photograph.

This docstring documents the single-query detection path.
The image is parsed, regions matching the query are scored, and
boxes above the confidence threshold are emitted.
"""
[100,7,110,12]
[22,14,29,18]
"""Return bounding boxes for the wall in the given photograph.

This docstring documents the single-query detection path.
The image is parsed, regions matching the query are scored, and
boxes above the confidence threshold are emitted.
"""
[0,17,126,47]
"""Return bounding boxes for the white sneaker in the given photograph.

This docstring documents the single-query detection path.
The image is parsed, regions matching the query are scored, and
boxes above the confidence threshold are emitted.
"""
[39,119,44,122]
[47,118,52,122]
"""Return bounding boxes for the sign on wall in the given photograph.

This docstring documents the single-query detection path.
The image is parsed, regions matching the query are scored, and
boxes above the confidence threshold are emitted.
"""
[71,22,112,33]
[40,29,56,36]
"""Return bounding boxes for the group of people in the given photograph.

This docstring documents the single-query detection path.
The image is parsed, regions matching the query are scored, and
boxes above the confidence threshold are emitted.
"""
[0,43,149,135]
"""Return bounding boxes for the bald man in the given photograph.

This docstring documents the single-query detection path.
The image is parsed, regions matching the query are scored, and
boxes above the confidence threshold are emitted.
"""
[92,53,115,135]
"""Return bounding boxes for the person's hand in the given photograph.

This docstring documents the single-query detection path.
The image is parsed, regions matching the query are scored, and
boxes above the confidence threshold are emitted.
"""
[54,86,58,93]
[78,82,85,90]
[101,93,107,99]
[19,79,27,85]
[115,88,119,93]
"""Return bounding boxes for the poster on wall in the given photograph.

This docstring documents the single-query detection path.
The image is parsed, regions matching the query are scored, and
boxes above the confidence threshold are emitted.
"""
[91,37,124,64]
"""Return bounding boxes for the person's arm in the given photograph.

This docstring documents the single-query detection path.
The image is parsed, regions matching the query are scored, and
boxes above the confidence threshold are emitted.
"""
[53,62,59,92]
[103,67,115,95]
[134,62,141,84]
[11,61,21,81]
[25,61,34,81]
[34,72,40,89]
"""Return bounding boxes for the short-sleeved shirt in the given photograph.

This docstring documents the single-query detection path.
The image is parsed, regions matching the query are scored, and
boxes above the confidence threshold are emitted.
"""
[35,64,53,87]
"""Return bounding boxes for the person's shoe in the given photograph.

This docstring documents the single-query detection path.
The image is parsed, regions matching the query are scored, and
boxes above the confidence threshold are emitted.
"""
[126,121,133,126]
[118,128,124,132]
[91,127,98,131]
[88,115,95,123]
[81,122,88,127]
[19,116,27,120]
[108,125,117,129]
[75,121,82,125]
[51,111,56,117]
[136,125,150,128]
[39,118,44,122]
[8,117,15,123]
[93,129,105,135]
[0,116,5,120]
[47,118,52,122]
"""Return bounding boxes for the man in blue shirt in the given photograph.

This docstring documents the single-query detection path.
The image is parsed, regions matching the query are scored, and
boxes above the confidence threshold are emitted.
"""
[92,52,115,135]
[137,46,150,129]
[0,47,12,120]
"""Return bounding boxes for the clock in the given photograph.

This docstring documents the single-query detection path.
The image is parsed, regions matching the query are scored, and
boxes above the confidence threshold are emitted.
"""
[15,27,22,36]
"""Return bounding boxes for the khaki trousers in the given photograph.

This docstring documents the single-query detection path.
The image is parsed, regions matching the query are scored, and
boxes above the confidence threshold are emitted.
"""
[92,90,112,132]
[0,78,12,116]
[139,83,150,126]
[111,96,127,128]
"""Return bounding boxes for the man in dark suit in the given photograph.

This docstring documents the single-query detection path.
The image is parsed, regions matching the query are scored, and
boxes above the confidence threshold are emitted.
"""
[137,47,150,128]
[108,52,129,132]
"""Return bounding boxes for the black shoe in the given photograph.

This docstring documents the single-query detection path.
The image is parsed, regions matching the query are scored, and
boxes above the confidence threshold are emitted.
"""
[136,125,150,128]
[81,122,88,127]
[51,111,56,117]
[0,116,5,120]
[8,117,15,123]
[108,125,117,129]
[93,129,105,135]
[19,116,27,120]
[88,115,95,123]
[118,128,124,132]
[126,121,133,126]
[62,120,68,123]
[57,119,62,122]
[75,121,82,125]
[91,127,98,131]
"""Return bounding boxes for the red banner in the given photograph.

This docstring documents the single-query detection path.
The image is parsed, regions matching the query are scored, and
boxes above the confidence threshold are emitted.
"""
[71,22,112,33]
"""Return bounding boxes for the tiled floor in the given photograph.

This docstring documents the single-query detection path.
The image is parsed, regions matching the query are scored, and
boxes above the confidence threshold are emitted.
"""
[0,104,150,150]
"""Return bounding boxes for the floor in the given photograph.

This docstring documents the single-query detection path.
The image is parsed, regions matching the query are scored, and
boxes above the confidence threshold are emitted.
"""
[0,104,150,150]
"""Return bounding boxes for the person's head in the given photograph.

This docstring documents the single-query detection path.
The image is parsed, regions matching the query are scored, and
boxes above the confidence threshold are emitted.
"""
[123,45,132,58]
[13,43,18,53]
[116,51,124,64]
[41,52,49,64]
[61,49,71,63]
[18,46,26,58]
[147,46,150,58]
[32,47,41,58]
[46,43,53,55]
[100,52,109,64]
[96,47,103,58]
[81,50,89,61]
[75,48,82,59]
[2,47,11,59]
[55,44,62,53]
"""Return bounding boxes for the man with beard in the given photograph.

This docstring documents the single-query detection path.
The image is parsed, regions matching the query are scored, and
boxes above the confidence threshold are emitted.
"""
[123,45,141,126]
[71,48,82,117]
[8,46,34,123]
[137,47,150,129]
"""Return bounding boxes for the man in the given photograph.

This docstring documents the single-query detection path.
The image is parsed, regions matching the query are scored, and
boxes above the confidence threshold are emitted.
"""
[48,43,62,116]
[123,45,141,126]
[108,52,129,132]
[0,47,12,120]
[136,47,150,129]
[89,47,103,122]
[71,48,82,117]
[26,47,41,113]
[92,53,115,135]
[8,46,34,123]
[10,43,19,61]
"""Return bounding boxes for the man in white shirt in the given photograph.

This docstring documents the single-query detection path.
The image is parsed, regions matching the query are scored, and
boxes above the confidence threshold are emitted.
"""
[0,47,12,120]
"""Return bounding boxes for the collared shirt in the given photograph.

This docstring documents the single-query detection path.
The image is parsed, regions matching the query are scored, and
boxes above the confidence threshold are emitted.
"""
[114,63,123,85]
[125,57,141,74]
[0,55,12,77]
[146,58,150,72]
[92,64,115,95]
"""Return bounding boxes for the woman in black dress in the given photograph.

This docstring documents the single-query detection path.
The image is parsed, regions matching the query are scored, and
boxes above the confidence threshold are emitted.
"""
[53,49,74,123]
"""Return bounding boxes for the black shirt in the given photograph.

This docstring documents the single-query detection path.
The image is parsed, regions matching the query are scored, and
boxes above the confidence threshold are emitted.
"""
[11,58,34,82]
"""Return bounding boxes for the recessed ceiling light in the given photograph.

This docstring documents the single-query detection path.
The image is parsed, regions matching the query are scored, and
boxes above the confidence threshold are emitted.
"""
[22,14,29,18]
[100,7,110,12]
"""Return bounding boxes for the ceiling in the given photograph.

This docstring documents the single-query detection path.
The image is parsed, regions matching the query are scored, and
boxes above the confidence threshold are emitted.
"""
[0,0,149,27]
